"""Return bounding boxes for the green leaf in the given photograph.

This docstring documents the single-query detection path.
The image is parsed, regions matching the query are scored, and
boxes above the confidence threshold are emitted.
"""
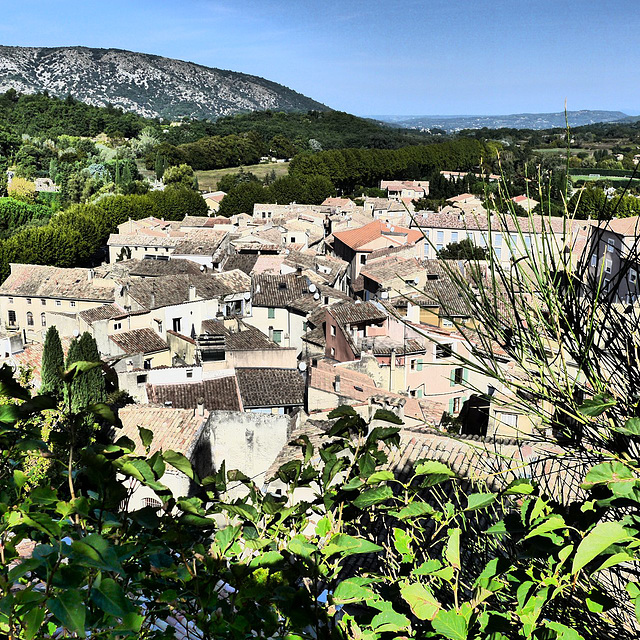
[446,528,461,570]
[163,450,196,480]
[249,551,283,568]
[322,534,382,557]
[288,535,317,559]
[613,417,640,436]
[20,605,45,640]
[138,426,154,450]
[466,492,497,511]
[524,515,566,540]
[47,589,86,635]
[400,582,440,620]
[333,578,379,605]
[62,360,103,382]
[392,501,435,520]
[370,610,410,633]
[582,462,636,494]
[0,404,20,424]
[371,409,404,425]
[91,578,130,617]
[71,534,122,573]
[353,486,393,509]
[393,528,413,559]
[366,470,395,484]
[544,620,586,640]
[328,406,357,419]
[13,470,27,490]
[572,521,631,575]
[87,403,117,424]
[503,479,534,495]
[432,608,469,640]
[578,394,615,417]
[415,460,456,477]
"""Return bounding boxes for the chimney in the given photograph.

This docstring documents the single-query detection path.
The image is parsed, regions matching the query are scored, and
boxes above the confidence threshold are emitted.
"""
[189,284,197,301]
[196,396,205,417]
[150,292,156,308]
[87,269,94,281]
[126,360,133,373]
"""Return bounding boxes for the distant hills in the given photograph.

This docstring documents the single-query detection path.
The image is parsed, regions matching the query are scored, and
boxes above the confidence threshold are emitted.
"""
[370,111,631,132]
[0,45,328,120]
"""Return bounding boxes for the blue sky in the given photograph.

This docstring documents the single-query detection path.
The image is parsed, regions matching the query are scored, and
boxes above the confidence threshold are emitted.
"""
[2,0,639,115]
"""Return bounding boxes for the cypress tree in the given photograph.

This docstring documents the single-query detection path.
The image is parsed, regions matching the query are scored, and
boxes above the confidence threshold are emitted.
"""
[40,326,64,398]
[64,337,83,413]
[78,332,106,406]
[154,152,164,181]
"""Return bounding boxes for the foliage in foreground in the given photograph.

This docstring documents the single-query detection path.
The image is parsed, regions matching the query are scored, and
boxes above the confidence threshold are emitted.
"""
[0,361,637,639]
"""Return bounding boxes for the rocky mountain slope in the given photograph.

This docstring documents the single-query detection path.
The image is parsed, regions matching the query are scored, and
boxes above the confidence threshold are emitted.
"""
[0,45,328,120]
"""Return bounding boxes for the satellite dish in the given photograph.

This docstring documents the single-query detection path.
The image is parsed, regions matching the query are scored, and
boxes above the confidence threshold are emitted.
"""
[309,283,317,293]
[200,264,205,271]
[244,291,251,300]
[73,329,80,337]
[381,291,389,299]
[313,292,320,300]
[255,285,261,294]
[298,361,307,372]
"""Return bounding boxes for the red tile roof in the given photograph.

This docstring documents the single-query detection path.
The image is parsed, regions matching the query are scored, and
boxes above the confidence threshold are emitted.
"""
[333,220,423,251]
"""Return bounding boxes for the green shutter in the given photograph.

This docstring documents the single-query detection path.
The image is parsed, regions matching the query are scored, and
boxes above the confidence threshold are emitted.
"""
[268,308,275,319]
[417,389,423,398]
[463,368,469,383]
[417,358,423,371]
[448,398,454,414]
[450,370,456,387]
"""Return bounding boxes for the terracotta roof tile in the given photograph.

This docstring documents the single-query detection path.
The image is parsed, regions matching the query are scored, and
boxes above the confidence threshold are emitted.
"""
[235,368,305,408]
[147,376,242,412]
[333,220,423,251]
[109,328,168,355]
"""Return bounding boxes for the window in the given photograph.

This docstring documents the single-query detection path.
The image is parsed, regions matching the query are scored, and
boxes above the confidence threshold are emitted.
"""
[510,233,518,246]
[330,325,336,337]
[172,318,181,333]
[290,237,296,243]
[8,298,13,304]
[143,359,152,370]
[416,358,423,371]
[7,310,16,325]
[330,347,336,357]
[41,299,46,306]
[435,343,453,359]
[70,301,76,307]
[591,254,597,267]
[499,412,518,428]
[303,321,308,331]
[360,254,366,265]
[272,330,282,344]
[186,369,193,379]
[26,312,33,326]
[436,244,444,252]
[607,238,615,253]
[452,397,461,413]
[113,322,122,330]
[605,259,612,274]
[451,231,458,243]
[495,247,502,260]
[487,385,496,397]
[453,367,464,385]
[56,300,61,306]
[26,298,31,305]
[437,231,444,244]
[630,269,638,284]
[268,308,275,319]
[143,497,162,510]
[442,318,454,327]
[41,313,46,327]
[136,374,147,384]
[494,233,502,247]
[524,235,532,251]
[410,359,416,371]
[477,234,487,248]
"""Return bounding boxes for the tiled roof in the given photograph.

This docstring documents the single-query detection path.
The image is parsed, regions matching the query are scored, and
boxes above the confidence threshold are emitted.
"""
[321,197,354,208]
[333,220,423,251]
[172,231,228,256]
[126,270,250,309]
[601,216,640,237]
[412,210,572,234]
[329,300,388,326]
[360,257,423,286]
[0,264,115,302]
[79,303,126,325]
[147,376,243,412]
[200,319,279,350]
[252,273,309,307]
[221,254,259,275]
[109,328,169,354]
[108,233,181,247]
[235,368,305,408]
[116,405,208,457]
[9,337,71,386]
[96,259,203,279]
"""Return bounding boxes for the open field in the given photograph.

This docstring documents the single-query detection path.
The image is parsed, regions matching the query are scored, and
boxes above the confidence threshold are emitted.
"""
[533,148,593,155]
[196,162,290,191]
[570,174,640,184]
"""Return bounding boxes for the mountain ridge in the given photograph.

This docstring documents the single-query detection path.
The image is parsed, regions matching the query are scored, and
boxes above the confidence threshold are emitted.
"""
[0,45,329,121]
[370,110,631,131]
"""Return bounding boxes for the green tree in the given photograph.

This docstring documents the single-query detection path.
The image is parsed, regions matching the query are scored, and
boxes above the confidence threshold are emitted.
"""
[78,332,106,406]
[163,163,198,190]
[437,238,488,260]
[40,326,64,397]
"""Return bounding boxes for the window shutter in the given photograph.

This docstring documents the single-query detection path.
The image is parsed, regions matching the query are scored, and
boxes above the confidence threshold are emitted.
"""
[463,368,469,383]
[450,370,456,387]
[417,389,423,398]
[448,398,454,413]
[417,358,423,371]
